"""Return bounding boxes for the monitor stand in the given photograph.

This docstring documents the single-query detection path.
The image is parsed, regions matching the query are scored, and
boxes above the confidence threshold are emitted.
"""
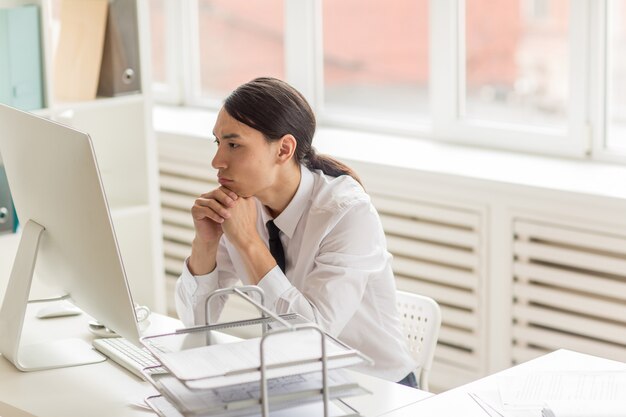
[0,220,105,371]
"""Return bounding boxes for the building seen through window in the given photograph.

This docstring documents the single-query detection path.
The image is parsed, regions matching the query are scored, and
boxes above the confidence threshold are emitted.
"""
[147,0,626,158]
[322,0,430,125]
[465,0,569,129]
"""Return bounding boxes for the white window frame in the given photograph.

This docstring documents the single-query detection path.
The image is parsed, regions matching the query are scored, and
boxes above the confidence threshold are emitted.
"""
[284,0,322,110]
[591,0,626,163]
[148,0,185,105]
[182,0,223,109]
[152,0,626,163]
[431,0,591,158]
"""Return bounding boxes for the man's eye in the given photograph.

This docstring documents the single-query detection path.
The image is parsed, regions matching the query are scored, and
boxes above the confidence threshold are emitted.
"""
[229,143,239,149]
[213,138,220,145]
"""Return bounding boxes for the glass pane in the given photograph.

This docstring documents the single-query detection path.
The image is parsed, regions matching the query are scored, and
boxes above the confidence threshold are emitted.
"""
[198,0,285,101]
[149,0,167,84]
[465,0,569,128]
[322,0,429,123]
[607,0,626,150]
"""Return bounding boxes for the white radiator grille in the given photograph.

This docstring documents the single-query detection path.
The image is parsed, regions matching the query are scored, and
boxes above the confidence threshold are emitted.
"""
[158,135,217,315]
[512,219,626,365]
[369,193,484,391]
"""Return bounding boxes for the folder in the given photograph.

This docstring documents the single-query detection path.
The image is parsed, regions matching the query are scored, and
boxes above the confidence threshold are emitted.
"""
[0,164,18,234]
[53,0,108,101]
[0,5,44,110]
[97,0,142,96]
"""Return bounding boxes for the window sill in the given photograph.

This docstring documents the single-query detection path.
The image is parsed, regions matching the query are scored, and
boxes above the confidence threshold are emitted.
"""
[153,105,626,202]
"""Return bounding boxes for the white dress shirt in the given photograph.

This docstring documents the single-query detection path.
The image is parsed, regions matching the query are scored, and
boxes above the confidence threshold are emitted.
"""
[175,166,417,381]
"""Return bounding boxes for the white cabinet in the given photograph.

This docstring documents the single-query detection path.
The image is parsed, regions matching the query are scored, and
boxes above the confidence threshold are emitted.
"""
[0,0,165,312]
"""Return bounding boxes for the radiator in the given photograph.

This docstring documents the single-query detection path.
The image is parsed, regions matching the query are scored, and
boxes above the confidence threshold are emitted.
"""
[512,219,626,365]
[158,134,216,316]
[369,192,484,392]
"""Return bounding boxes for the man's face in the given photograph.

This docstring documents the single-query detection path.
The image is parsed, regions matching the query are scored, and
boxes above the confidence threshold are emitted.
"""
[211,108,281,198]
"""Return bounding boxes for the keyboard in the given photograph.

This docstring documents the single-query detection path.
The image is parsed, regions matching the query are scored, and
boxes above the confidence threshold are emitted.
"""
[93,337,167,380]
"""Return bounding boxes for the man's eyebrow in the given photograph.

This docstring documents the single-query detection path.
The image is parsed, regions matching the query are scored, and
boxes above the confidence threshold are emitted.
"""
[213,132,241,140]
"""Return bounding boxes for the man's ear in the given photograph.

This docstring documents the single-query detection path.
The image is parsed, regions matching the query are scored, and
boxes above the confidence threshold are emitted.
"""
[277,134,297,163]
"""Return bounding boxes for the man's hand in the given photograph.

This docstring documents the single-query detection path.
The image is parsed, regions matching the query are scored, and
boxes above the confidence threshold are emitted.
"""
[221,196,259,248]
[191,187,239,243]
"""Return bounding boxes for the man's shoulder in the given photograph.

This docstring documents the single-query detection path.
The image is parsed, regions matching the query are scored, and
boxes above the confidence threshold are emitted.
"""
[309,170,370,213]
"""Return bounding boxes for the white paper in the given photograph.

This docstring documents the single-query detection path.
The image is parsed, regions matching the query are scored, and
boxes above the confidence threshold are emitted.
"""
[470,391,540,417]
[185,355,361,390]
[468,392,505,417]
[499,372,626,407]
[544,400,626,417]
[157,369,362,413]
[159,330,362,381]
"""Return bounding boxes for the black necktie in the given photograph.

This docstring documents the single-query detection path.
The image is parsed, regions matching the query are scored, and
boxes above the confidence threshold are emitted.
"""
[266,220,286,273]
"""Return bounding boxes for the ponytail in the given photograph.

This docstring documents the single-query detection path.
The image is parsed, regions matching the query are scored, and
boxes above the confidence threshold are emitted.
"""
[304,148,362,187]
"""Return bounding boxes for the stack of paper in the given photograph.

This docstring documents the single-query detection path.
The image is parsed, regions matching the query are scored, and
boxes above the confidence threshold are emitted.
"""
[542,401,626,417]
[470,371,626,417]
[159,330,364,385]
[141,324,369,417]
[151,369,367,416]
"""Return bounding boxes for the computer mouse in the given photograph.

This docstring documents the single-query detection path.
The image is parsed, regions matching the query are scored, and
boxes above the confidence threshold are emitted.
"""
[36,300,83,319]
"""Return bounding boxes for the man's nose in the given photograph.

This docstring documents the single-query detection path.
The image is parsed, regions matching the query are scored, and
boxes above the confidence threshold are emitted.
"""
[212,146,226,170]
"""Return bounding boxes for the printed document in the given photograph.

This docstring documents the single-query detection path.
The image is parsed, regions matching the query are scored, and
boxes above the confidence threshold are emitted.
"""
[158,330,362,382]
[499,371,626,406]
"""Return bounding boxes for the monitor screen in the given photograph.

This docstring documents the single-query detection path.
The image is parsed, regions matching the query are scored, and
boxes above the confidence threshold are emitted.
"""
[0,104,140,362]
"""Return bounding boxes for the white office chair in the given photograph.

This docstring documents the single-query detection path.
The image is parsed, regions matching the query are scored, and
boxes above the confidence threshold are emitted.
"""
[396,290,442,391]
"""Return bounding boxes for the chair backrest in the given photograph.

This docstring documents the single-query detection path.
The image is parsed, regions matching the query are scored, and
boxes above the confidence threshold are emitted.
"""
[396,290,442,391]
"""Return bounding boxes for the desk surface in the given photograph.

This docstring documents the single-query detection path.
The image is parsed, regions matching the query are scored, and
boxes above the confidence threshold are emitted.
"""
[0,304,430,417]
[383,349,626,416]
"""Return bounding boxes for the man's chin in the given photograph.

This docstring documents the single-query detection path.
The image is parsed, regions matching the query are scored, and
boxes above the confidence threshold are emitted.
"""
[228,186,252,198]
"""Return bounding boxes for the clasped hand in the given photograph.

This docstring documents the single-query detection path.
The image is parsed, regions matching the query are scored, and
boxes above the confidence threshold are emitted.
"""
[191,186,259,248]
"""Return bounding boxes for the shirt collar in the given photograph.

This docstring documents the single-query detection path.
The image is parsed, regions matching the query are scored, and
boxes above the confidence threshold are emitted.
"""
[260,165,313,239]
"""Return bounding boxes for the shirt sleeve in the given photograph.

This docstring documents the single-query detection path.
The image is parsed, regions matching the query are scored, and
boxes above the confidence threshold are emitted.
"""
[257,200,390,336]
[174,239,240,327]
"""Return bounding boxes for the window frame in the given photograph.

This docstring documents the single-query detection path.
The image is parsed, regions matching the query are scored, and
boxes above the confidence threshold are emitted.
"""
[150,0,626,163]
[591,0,626,163]
[432,0,591,158]
[148,0,185,105]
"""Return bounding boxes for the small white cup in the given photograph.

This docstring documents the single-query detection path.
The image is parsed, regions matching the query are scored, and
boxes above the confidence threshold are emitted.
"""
[135,304,151,323]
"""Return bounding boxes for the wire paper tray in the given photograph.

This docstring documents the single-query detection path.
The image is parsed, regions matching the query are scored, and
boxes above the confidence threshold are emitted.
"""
[144,393,362,417]
[142,367,368,417]
[139,286,372,417]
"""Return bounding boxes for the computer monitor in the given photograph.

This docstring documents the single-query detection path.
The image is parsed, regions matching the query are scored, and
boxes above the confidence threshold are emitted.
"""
[0,104,140,371]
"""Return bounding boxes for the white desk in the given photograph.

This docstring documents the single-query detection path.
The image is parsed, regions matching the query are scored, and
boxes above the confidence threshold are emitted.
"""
[0,304,430,417]
[382,349,626,416]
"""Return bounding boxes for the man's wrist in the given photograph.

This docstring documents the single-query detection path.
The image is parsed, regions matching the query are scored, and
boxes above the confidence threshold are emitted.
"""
[188,238,219,275]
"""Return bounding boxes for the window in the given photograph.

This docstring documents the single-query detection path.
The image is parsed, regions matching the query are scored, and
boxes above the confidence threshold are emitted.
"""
[150,1,626,163]
[464,0,569,129]
[149,0,167,85]
[196,0,285,103]
[607,0,626,150]
[321,0,429,127]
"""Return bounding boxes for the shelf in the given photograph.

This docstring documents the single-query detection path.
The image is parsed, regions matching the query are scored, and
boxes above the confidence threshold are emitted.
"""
[0,0,165,313]
[50,93,144,114]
